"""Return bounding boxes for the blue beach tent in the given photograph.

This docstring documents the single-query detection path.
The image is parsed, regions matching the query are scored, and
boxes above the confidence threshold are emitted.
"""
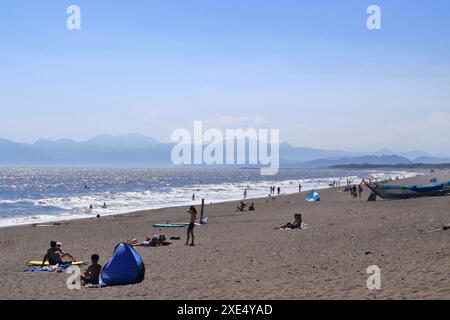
[99,243,145,287]
[306,190,321,202]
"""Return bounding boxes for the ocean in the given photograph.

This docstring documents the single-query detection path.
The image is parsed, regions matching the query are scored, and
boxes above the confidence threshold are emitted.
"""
[0,167,418,227]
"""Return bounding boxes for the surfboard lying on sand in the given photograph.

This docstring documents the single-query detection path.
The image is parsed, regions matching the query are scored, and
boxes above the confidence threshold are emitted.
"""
[27,260,89,267]
[152,223,185,228]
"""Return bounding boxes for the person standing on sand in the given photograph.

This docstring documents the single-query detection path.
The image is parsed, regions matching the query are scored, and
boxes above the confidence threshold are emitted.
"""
[186,205,197,246]
[299,184,302,192]
[277,186,281,195]
[243,188,247,199]
[358,184,363,198]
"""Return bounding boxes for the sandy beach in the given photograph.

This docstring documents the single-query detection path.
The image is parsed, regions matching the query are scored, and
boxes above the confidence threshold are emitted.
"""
[0,171,449,300]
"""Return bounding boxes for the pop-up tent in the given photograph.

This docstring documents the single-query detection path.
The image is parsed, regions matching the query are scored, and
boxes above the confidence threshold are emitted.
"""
[306,190,321,202]
[99,243,145,287]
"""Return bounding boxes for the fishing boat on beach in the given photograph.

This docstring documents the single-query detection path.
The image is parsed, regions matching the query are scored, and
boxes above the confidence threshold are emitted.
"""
[363,180,450,200]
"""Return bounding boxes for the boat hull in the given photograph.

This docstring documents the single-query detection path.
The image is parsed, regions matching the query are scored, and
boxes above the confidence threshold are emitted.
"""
[364,180,450,200]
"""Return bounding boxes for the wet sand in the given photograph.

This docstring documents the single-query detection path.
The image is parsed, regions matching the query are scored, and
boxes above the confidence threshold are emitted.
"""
[0,171,449,300]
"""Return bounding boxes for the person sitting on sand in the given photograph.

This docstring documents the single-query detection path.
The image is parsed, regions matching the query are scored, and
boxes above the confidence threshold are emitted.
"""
[236,201,247,212]
[41,240,76,267]
[275,214,303,230]
[249,202,255,211]
[186,205,197,246]
[81,254,102,285]
[41,240,63,266]
[55,242,78,262]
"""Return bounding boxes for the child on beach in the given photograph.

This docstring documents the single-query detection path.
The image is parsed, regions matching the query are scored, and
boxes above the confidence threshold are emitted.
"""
[275,214,303,230]
[81,254,102,285]
[186,205,197,246]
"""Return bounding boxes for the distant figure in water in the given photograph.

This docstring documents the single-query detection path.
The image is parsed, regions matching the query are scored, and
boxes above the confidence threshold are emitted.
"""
[275,214,303,230]
[277,187,281,195]
[243,188,247,199]
[102,202,107,208]
[84,185,89,190]
[192,193,195,201]
[299,184,302,192]
[89,204,93,210]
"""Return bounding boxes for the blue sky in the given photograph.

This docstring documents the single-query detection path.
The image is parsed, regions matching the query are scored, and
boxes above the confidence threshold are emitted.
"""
[1,1,450,154]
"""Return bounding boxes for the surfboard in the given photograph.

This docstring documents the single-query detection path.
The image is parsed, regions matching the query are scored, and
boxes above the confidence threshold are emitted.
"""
[27,260,89,267]
[152,223,185,228]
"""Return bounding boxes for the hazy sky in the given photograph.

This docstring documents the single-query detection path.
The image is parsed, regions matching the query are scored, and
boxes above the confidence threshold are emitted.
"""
[1,1,450,154]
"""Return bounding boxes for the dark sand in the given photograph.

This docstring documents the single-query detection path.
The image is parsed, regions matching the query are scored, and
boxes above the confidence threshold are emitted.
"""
[0,172,449,300]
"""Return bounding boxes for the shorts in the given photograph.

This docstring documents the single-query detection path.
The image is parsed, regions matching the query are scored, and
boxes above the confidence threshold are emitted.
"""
[188,222,195,231]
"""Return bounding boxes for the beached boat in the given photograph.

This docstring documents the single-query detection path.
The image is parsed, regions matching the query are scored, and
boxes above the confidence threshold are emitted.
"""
[363,180,450,200]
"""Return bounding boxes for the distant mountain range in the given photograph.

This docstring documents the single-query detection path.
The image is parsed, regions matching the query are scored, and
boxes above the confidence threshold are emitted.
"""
[1,134,449,168]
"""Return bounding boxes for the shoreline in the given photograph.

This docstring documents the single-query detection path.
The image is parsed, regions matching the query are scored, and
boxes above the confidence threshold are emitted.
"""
[0,169,422,229]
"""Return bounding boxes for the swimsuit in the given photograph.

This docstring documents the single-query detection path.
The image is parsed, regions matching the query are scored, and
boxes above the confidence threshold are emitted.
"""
[188,222,195,230]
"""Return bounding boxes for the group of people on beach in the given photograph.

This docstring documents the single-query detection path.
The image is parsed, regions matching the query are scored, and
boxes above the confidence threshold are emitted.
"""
[236,201,255,212]
[38,204,200,286]
[348,184,364,198]
[269,186,281,196]
[38,180,312,288]
[41,240,101,285]
[126,205,200,247]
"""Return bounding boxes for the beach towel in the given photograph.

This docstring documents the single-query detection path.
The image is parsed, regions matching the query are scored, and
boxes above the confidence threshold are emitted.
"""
[24,267,55,273]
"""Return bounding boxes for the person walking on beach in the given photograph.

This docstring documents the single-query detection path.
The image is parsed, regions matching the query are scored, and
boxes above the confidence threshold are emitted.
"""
[299,184,302,192]
[186,205,197,246]
[358,184,363,198]
[243,188,247,199]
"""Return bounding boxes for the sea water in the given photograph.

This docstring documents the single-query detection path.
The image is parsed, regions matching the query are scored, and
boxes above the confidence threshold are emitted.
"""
[0,167,418,227]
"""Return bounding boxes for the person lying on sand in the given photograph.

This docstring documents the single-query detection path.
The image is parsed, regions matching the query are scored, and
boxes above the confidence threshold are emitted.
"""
[236,201,247,212]
[130,234,172,247]
[275,214,303,230]
[81,254,102,285]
